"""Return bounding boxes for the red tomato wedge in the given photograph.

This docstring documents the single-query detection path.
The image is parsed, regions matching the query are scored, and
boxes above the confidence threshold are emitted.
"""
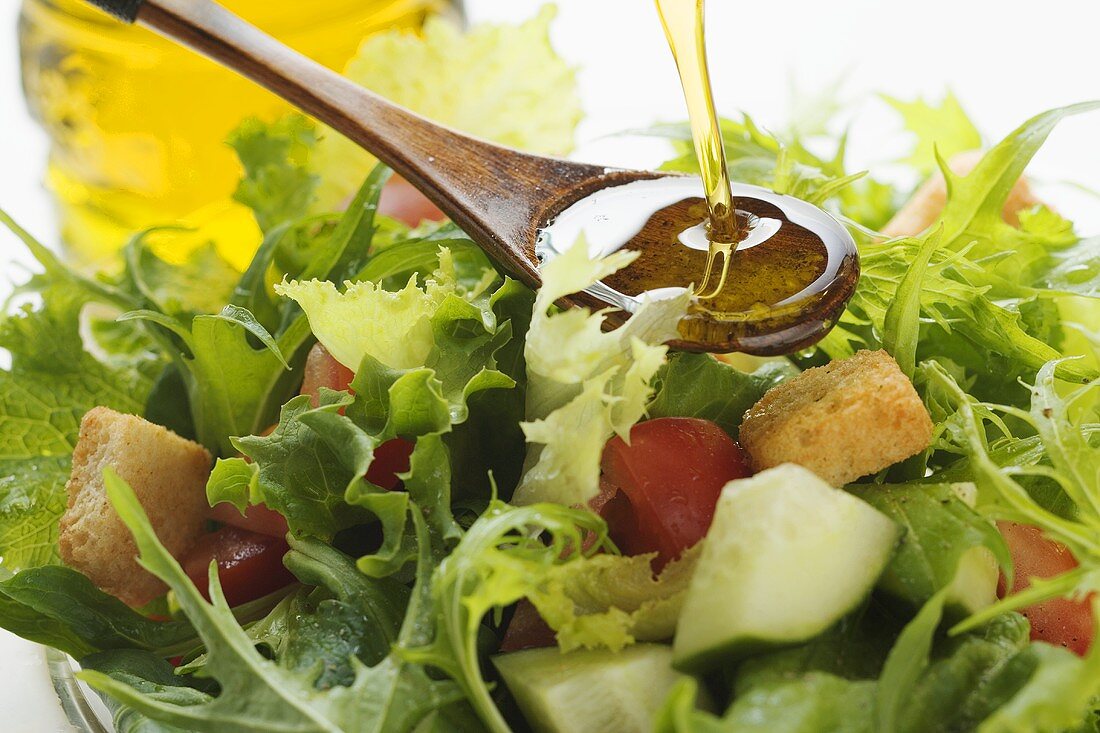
[378,175,446,227]
[997,520,1094,656]
[299,342,414,490]
[301,343,355,407]
[210,501,289,538]
[500,600,558,653]
[183,527,296,607]
[366,437,415,491]
[599,417,751,567]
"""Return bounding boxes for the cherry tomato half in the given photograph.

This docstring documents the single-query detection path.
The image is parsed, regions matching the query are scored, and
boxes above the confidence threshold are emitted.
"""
[365,437,415,491]
[301,343,355,408]
[210,501,289,538]
[997,520,1094,656]
[183,527,296,607]
[500,599,558,653]
[299,343,415,490]
[599,417,751,567]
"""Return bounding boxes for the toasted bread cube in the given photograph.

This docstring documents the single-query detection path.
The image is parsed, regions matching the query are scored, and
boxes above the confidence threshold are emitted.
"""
[739,350,933,487]
[59,407,212,606]
[882,150,1040,238]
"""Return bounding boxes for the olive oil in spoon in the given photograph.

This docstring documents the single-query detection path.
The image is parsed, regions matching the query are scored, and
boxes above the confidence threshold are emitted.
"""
[537,0,859,354]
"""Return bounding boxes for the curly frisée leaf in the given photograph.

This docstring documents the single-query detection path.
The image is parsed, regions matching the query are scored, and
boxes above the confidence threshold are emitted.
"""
[531,543,700,652]
[401,500,611,733]
[922,360,1100,636]
[937,102,1100,284]
[275,248,497,373]
[513,239,689,507]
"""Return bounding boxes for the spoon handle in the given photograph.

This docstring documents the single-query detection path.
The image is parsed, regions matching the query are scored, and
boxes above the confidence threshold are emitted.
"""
[84,0,606,279]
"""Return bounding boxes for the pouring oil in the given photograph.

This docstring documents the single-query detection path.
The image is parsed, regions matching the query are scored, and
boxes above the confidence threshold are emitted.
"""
[536,0,860,354]
[654,0,743,297]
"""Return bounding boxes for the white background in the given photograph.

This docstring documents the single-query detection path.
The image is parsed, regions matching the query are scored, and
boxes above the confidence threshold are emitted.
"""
[1,0,1099,728]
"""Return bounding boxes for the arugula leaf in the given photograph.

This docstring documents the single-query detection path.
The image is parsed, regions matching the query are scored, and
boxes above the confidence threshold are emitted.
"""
[850,483,1009,612]
[884,92,982,174]
[311,7,581,207]
[514,239,688,506]
[0,565,196,659]
[84,649,214,733]
[85,469,468,733]
[647,353,795,438]
[875,586,951,732]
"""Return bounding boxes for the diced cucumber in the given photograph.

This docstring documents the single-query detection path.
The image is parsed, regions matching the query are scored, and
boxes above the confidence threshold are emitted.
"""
[673,464,900,672]
[946,545,999,614]
[494,644,694,733]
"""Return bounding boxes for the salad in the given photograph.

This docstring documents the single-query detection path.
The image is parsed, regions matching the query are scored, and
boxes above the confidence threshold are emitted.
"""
[2,9,1100,733]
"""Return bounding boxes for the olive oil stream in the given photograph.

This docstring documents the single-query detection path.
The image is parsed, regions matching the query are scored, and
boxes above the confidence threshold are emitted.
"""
[538,0,859,354]
[654,0,739,251]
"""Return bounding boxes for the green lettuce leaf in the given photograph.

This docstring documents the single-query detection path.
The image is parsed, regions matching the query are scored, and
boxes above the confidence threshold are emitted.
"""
[884,92,982,174]
[531,543,699,652]
[226,249,522,575]
[311,6,581,207]
[121,234,240,318]
[275,247,497,373]
[0,215,157,567]
[640,113,899,230]
[647,353,795,438]
[228,115,319,233]
[513,239,689,507]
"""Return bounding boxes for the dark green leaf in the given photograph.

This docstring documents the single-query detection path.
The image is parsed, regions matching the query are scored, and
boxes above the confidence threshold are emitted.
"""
[647,353,795,438]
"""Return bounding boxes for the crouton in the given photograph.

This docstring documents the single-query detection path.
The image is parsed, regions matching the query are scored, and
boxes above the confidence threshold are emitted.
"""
[739,350,933,487]
[59,407,212,606]
[881,150,1041,238]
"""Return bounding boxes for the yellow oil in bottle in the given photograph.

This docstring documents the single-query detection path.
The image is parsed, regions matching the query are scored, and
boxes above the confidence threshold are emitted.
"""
[18,0,453,269]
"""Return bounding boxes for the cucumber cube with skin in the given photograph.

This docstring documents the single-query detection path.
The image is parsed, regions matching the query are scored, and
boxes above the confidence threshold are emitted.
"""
[673,464,901,672]
[494,644,691,733]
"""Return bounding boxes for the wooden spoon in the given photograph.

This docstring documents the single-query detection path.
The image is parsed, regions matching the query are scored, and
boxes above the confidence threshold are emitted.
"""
[84,0,859,354]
